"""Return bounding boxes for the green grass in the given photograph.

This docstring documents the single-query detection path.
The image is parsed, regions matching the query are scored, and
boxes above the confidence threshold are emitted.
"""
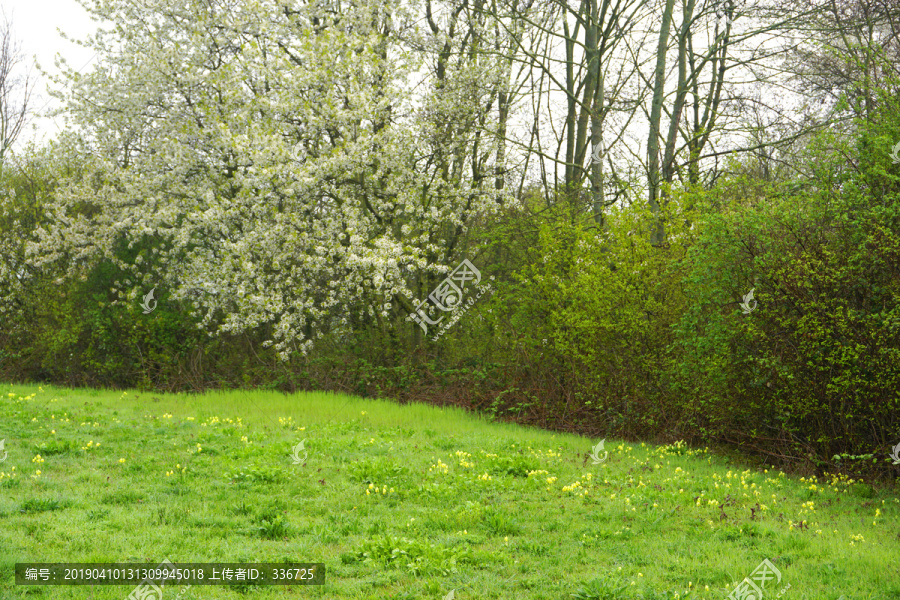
[0,383,897,599]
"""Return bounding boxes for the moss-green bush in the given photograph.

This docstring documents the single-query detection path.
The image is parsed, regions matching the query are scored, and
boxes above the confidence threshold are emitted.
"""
[671,115,900,472]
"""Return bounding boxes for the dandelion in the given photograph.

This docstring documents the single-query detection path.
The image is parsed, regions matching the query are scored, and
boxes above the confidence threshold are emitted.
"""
[119,458,126,463]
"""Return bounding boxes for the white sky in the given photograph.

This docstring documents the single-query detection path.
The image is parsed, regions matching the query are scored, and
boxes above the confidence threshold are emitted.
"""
[2,0,99,147]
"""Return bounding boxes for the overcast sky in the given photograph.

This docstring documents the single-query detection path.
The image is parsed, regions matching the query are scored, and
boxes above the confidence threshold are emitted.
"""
[2,0,98,147]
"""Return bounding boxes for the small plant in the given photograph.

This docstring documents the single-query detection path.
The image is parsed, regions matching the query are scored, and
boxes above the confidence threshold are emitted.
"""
[20,497,70,513]
[345,534,478,576]
[259,514,291,539]
[850,482,876,498]
[347,458,408,485]
[483,507,522,536]
[517,540,550,556]
[33,439,78,456]
[256,502,286,521]
[484,454,541,478]
[86,508,110,521]
[570,575,629,599]
[231,500,253,515]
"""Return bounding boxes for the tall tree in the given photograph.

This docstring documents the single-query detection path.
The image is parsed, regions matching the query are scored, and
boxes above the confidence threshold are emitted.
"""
[781,0,900,124]
[0,12,34,172]
[640,0,811,243]
[482,0,648,228]
[34,0,515,360]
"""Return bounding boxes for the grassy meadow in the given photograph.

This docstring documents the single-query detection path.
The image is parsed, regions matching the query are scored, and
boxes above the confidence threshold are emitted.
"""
[0,383,897,599]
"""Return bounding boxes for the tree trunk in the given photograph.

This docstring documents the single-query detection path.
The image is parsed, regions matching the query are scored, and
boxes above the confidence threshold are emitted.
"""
[647,0,675,246]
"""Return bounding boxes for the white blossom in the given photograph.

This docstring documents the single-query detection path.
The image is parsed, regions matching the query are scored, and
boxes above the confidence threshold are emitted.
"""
[18,0,516,358]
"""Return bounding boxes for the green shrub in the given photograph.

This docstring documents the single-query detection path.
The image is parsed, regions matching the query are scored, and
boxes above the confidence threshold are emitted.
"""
[495,197,694,438]
[671,119,900,474]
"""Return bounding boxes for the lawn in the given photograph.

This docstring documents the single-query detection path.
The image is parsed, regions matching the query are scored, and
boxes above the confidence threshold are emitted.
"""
[1,383,897,599]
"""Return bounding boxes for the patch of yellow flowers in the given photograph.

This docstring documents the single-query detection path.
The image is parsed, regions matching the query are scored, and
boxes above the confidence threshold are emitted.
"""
[0,466,16,482]
[365,483,395,496]
[455,450,474,468]
[199,415,242,427]
[429,459,449,474]
[165,463,187,477]
[562,473,593,497]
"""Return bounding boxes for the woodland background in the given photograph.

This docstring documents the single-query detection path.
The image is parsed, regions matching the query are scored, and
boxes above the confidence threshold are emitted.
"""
[0,0,898,479]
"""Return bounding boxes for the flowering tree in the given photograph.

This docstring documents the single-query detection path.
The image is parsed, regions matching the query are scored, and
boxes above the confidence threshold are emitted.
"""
[29,0,518,359]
